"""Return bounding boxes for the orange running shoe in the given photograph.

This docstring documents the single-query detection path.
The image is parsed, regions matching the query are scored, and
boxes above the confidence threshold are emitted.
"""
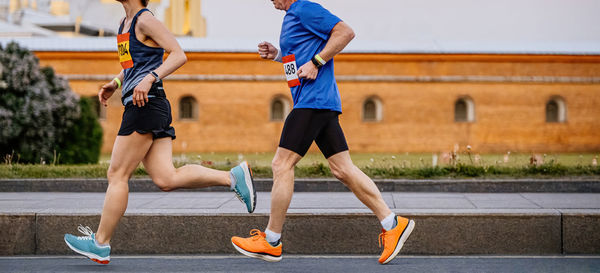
[378,216,415,264]
[231,229,282,262]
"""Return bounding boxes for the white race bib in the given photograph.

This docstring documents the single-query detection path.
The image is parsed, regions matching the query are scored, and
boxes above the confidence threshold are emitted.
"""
[282,54,300,88]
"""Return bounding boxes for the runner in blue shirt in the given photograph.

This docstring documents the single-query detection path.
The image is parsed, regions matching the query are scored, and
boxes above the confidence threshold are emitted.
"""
[231,0,415,265]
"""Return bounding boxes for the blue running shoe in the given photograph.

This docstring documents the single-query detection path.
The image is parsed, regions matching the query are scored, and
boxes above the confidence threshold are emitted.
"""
[231,161,256,213]
[64,225,111,264]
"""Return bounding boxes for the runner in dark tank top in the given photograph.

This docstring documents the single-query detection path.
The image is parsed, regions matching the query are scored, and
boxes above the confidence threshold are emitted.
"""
[62,0,257,265]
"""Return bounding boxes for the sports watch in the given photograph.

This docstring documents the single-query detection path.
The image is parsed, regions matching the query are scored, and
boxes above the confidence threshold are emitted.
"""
[150,71,161,83]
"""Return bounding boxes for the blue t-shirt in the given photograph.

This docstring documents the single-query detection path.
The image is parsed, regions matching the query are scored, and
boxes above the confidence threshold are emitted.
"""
[280,0,342,112]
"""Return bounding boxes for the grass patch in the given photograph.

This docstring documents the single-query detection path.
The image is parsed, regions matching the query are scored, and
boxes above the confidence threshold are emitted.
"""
[1,152,599,179]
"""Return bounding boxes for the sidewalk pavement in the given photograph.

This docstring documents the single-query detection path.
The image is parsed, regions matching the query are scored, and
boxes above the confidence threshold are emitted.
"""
[1,192,599,255]
[2,178,599,192]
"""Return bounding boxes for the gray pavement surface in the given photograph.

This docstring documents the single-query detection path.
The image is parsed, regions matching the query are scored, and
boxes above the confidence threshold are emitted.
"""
[1,255,599,273]
[3,178,600,193]
[2,192,600,214]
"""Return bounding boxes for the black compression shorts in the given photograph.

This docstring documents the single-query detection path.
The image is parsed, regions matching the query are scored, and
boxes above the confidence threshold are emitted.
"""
[279,108,349,158]
[117,83,176,140]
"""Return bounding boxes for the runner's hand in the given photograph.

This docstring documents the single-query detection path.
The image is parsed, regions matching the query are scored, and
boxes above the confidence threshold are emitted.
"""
[298,62,318,80]
[258,41,278,60]
[98,81,117,107]
[132,75,153,107]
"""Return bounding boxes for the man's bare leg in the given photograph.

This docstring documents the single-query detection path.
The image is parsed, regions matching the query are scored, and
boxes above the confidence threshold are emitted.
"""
[266,147,303,233]
[327,151,391,221]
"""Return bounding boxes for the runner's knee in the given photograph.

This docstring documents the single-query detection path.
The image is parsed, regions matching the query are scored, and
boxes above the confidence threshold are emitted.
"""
[271,158,294,175]
[152,176,175,192]
[106,166,131,184]
[330,162,359,183]
[330,165,350,182]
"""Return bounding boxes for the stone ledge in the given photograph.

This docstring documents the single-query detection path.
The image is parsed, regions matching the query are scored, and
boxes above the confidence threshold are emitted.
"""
[5,210,596,255]
[0,213,35,255]
[561,210,600,254]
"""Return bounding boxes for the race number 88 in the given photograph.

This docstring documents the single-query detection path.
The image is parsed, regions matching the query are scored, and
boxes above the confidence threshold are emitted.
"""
[282,54,300,87]
[285,63,296,75]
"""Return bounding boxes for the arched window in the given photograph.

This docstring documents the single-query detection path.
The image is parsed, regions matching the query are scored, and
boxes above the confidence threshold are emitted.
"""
[546,96,566,123]
[179,96,198,120]
[362,96,383,122]
[270,96,291,121]
[455,96,475,122]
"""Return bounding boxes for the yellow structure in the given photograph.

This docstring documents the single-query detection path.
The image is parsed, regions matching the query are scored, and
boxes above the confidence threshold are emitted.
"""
[10,0,206,37]
[34,51,600,154]
[100,0,207,37]
[9,0,68,15]
[164,0,206,37]
[49,0,69,16]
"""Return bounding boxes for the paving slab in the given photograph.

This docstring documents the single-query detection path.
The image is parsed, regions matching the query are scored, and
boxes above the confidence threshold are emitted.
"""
[521,193,600,209]
[1,192,597,213]
[393,194,476,209]
[465,194,541,209]
[2,178,600,192]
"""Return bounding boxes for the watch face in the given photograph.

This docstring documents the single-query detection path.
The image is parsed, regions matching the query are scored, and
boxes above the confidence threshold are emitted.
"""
[151,72,160,83]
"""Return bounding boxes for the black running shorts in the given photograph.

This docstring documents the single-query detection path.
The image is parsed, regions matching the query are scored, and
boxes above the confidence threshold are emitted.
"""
[279,108,349,158]
[117,83,176,140]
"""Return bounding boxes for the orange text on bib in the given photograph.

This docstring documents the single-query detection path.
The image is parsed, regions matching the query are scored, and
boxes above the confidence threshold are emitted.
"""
[117,33,134,69]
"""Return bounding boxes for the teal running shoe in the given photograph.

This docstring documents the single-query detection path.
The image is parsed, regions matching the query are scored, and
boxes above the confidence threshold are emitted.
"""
[231,161,256,213]
[64,225,111,264]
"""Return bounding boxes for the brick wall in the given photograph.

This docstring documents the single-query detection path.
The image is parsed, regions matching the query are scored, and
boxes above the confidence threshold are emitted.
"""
[36,52,600,154]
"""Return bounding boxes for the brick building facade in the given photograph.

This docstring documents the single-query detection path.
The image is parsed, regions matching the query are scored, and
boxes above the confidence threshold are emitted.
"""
[34,51,600,154]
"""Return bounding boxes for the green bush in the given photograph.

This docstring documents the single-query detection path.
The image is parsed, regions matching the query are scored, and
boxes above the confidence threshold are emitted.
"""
[365,166,408,178]
[454,164,486,177]
[0,42,102,164]
[525,163,568,176]
[415,167,449,178]
[57,97,103,164]
[296,162,332,177]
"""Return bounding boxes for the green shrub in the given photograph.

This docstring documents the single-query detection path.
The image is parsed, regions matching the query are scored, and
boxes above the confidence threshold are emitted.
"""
[57,97,103,164]
[0,42,102,164]
[454,164,486,177]
[296,162,331,177]
[365,166,408,178]
[525,163,568,176]
[415,167,449,178]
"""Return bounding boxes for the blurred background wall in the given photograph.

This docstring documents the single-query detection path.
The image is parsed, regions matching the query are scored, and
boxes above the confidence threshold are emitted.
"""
[1,0,598,154]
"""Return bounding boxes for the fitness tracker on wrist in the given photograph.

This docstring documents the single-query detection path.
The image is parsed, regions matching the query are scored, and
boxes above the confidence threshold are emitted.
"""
[311,56,324,69]
[150,71,160,83]
[113,77,122,89]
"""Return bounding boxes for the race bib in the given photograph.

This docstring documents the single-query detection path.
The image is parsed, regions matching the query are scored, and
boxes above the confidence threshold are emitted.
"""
[282,54,300,88]
[117,33,134,69]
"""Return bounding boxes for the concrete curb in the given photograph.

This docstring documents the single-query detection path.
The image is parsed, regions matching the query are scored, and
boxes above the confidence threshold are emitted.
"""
[2,210,599,256]
[1,178,599,193]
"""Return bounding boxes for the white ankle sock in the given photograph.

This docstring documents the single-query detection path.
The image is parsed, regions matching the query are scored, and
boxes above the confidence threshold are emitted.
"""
[265,228,281,244]
[381,213,397,231]
[94,237,110,248]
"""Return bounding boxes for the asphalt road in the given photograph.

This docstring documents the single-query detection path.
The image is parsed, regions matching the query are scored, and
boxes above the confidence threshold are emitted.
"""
[1,255,599,273]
